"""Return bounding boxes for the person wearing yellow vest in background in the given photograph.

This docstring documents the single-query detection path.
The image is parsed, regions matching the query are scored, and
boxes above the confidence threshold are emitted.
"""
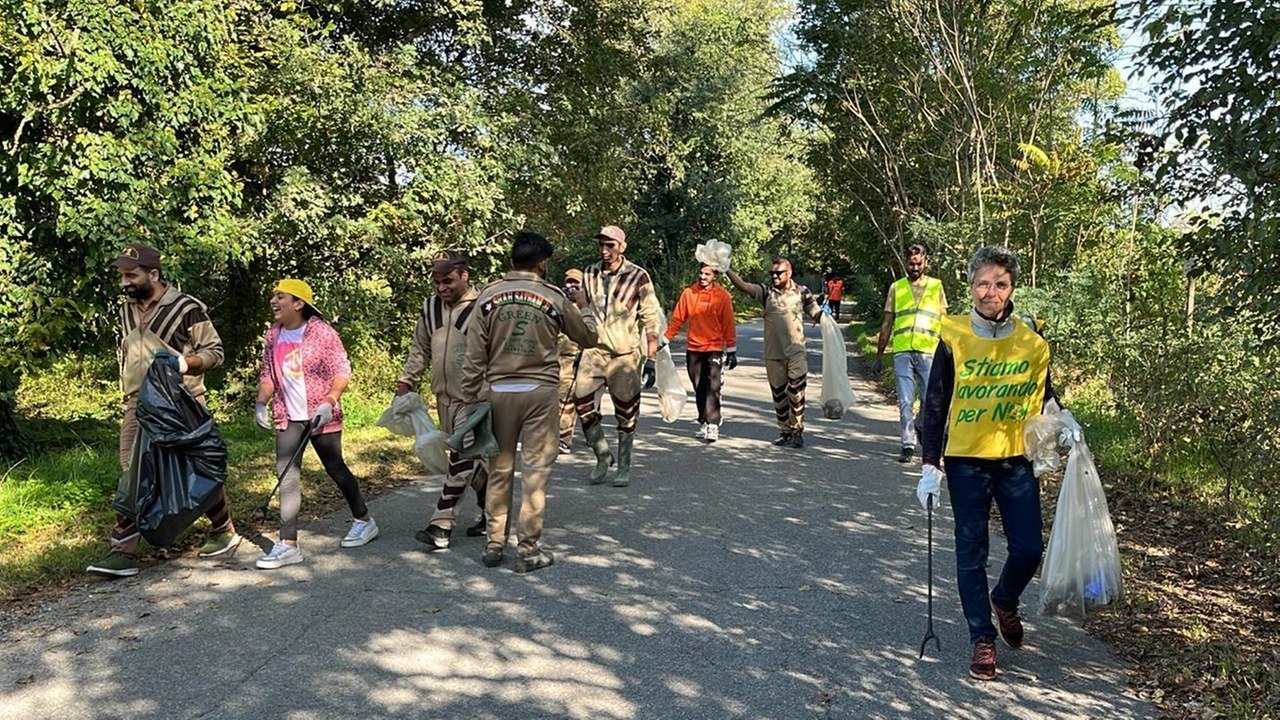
[916,245,1083,682]
[872,244,948,463]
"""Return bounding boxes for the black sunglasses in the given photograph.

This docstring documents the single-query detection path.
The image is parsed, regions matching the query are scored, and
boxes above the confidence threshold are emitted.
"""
[769,270,788,276]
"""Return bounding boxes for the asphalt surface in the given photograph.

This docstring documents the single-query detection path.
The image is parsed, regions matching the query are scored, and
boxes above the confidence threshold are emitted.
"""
[0,319,1150,720]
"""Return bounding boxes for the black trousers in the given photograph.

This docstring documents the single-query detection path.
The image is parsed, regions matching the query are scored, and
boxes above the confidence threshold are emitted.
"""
[686,350,724,426]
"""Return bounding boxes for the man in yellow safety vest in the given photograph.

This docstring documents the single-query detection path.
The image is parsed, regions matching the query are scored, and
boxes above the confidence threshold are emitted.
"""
[872,243,948,463]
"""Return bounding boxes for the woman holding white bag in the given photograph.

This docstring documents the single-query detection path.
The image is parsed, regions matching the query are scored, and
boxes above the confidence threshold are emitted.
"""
[916,246,1083,681]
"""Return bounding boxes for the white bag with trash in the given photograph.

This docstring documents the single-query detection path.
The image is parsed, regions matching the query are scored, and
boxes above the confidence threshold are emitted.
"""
[1039,438,1123,617]
[818,314,855,418]
[653,314,688,423]
[694,239,732,272]
[376,391,449,477]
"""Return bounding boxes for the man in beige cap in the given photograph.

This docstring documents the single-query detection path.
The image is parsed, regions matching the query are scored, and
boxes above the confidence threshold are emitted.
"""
[87,243,239,577]
[573,225,662,487]
[459,230,598,572]
[396,249,488,551]
[557,268,586,453]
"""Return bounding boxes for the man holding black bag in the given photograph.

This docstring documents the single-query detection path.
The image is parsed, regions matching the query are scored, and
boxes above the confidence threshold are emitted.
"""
[87,243,239,578]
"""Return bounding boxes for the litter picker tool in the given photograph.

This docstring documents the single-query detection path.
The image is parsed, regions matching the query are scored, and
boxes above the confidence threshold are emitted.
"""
[919,495,941,659]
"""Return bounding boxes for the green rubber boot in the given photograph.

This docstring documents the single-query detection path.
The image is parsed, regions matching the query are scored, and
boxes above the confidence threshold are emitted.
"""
[584,422,614,485]
[613,432,634,487]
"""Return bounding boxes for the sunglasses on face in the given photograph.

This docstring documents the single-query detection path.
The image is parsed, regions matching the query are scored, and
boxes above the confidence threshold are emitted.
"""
[770,270,789,276]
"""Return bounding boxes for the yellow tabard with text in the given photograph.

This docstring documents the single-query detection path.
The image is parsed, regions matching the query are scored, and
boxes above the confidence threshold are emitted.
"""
[941,315,1049,459]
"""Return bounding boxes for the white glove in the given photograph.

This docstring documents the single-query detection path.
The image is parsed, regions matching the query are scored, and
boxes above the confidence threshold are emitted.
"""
[917,464,944,510]
[311,402,334,428]
[255,402,271,430]
[1057,409,1084,448]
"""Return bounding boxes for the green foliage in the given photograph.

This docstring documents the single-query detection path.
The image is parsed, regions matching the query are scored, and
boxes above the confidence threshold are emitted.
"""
[1137,0,1280,345]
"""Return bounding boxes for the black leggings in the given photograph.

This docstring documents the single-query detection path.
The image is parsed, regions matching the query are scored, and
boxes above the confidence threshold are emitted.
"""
[276,422,368,541]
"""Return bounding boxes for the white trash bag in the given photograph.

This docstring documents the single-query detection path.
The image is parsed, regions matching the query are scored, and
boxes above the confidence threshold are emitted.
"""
[1023,412,1066,477]
[376,391,449,477]
[694,239,732,272]
[818,314,855,418]
[1039,439,1123,617]
[653,314,688,423]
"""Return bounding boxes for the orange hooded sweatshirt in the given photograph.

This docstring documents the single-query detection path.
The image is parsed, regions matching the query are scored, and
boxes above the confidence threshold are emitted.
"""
[665,281,737,353]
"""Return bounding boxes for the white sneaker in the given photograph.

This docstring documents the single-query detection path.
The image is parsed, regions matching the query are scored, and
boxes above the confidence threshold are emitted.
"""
[256,542,303,569]
[705,424,719,443]
[694,423,707,439]
[341,517,379,548]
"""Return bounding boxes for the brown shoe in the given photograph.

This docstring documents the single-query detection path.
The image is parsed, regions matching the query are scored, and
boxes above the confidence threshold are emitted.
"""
[990,593,1024,648]
[969,638,997,680]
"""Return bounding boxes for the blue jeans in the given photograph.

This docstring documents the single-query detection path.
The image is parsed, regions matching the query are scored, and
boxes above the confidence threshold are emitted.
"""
[947,456,1044,644]
[893,351,933,448]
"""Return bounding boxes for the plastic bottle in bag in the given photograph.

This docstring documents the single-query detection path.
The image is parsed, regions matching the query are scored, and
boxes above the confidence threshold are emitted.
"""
[1039,440,1124,617]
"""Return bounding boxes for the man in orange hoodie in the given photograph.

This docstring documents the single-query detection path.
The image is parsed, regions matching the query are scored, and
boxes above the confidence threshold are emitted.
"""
[664,264,737,442]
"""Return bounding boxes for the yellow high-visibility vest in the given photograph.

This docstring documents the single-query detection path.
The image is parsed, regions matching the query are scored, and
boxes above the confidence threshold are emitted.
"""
[891,277,945,353]
[940,314,1049,459]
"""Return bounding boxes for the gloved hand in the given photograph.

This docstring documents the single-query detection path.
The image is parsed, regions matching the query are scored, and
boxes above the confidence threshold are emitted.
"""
[154,350,188,374]
[641,359,656,390]
[254,402,271,430]
[917,464,944,510]
[311,402,334,429]
[821,303,833,317]
[870,357,883,375]
[725,351,738,370]
[1057,408,1084,448]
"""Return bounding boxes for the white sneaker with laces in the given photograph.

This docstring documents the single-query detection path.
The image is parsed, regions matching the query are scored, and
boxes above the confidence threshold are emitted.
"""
[341,517,379,548]
[694,423,707,439]
[705,424,719,442]
[256,542,303,570]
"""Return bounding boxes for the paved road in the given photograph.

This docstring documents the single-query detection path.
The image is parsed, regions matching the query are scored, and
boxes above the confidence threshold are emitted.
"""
[0,320,1149,720]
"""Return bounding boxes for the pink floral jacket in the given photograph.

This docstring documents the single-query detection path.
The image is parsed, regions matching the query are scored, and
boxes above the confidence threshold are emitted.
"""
[259,317,352,434]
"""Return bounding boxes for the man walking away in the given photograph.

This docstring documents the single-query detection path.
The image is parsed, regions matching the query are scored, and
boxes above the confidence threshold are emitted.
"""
[459,231,598,573]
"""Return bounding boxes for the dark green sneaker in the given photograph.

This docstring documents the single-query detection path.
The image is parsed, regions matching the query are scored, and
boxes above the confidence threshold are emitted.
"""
[198,531,242,558]
[514,549,555,574]
[86,551,140,577]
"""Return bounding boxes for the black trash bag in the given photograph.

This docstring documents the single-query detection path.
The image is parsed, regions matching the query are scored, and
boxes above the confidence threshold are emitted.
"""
[112,360,228,547]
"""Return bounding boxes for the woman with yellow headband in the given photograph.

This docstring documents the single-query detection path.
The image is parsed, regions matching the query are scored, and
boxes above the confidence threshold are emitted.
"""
[253,279,378,569]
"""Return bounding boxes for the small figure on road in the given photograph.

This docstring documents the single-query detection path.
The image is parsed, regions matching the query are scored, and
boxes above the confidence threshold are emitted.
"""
[556,269,586,454]
[823,269,845,323]
[917,245,1083,681]
[459,231,598,572]
[88,243,240,578]
[396,250,488,551]
[872,243,948,464]
[253,279,378,569]
[573,225,662,487]
[727,258,822,448]
[664,263,737,442]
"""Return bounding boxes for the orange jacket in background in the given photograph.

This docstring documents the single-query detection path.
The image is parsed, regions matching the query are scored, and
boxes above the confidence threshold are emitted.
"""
[665,281,737,353]
[826,278,844,301]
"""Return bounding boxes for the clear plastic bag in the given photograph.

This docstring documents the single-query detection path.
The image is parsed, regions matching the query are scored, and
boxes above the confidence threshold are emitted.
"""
[376,391,449,477]
[694,239,732,272]
[1023,412,1066,477]
[818,314,855,418]
[1039,440,1124,617]
[653,315,688,423]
